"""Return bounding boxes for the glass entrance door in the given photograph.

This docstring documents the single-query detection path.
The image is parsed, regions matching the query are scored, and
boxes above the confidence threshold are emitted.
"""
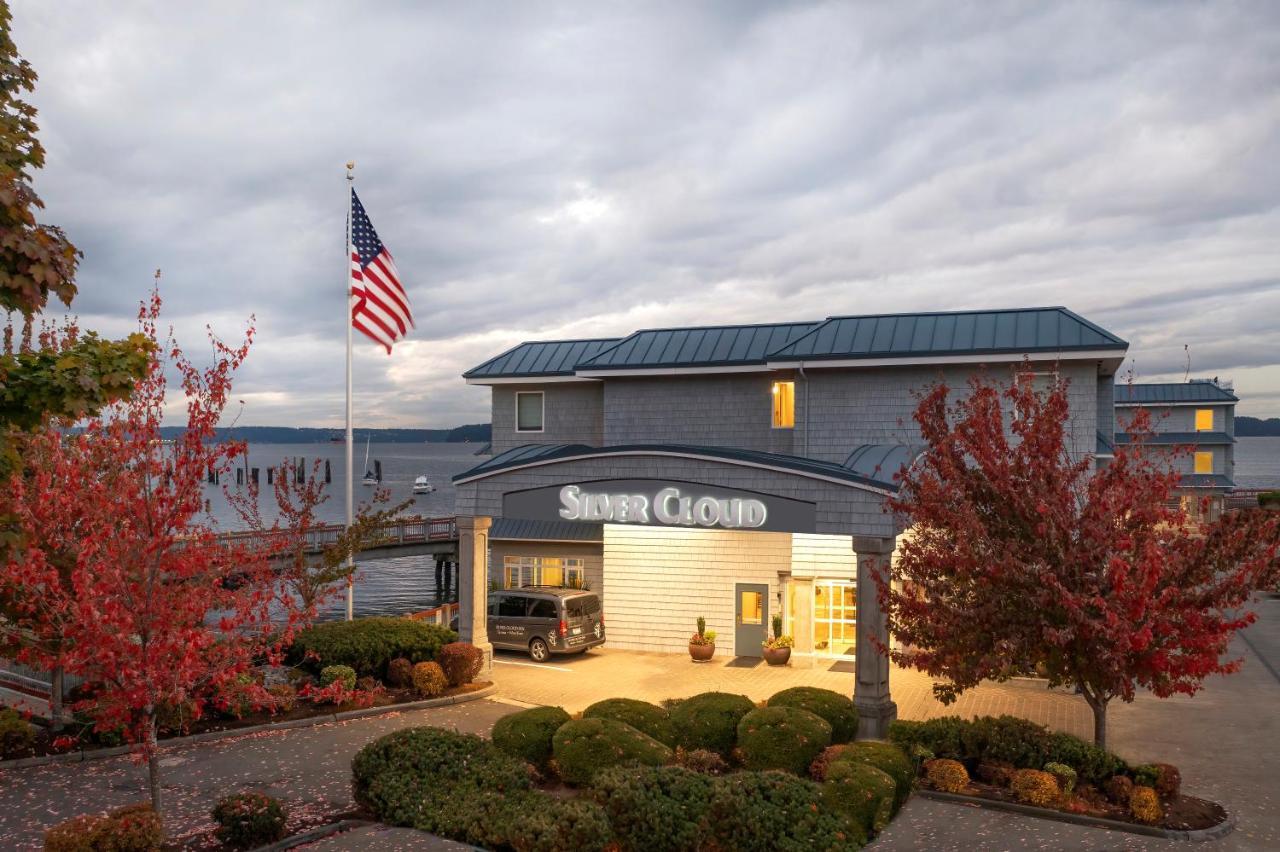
[813,580,856,657]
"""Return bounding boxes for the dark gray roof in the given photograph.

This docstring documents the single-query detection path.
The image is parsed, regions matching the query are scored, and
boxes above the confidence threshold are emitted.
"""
[464,338,621,379]
[578,322,818,371]
[1114,432,1234,446]
[490,518,602,542]
[842,445,923,485]
[1114,382,1238,405]
[454,442,903,491]
[768,307,1126,362]
[1176,474,1234,489]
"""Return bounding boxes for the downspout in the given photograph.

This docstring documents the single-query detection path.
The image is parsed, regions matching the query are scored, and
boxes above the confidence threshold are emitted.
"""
[798,364,810,458]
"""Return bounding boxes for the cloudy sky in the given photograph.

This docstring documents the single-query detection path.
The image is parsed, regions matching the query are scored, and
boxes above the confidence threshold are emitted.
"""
[12,1,1280,424]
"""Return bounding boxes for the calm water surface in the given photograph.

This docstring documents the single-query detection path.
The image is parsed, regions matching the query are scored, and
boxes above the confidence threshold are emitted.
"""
[209,438,1280,618]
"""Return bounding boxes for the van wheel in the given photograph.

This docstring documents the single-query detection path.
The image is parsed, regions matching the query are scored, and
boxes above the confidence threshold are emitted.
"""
[529,638,550,662]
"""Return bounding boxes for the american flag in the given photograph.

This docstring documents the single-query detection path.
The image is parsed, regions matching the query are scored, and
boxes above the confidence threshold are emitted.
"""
[349,189,413,353]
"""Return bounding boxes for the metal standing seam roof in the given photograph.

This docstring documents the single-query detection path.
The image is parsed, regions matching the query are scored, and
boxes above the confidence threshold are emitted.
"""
[1175,474,1234,489]
[489,517,603,542]
[452,442,906,491]
[464,338,621,379]
[577,322,820,371]
[766,307,1127,363]
[1114,382,1238,405]
[1113,432,1235,446]
[842,445,924,485]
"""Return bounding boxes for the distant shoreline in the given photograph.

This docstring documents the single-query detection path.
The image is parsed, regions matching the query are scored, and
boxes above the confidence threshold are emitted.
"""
[158,424,492,444]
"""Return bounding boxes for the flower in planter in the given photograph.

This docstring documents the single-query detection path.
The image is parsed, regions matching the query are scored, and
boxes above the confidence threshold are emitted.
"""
[689,630,717,646]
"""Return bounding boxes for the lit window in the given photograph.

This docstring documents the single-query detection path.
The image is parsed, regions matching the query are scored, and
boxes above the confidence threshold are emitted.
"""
[515,391,544,432]
[1195,409,1213,431]
[503,555,584,588]
[771,381,795,429]
[1194,452,1213,474]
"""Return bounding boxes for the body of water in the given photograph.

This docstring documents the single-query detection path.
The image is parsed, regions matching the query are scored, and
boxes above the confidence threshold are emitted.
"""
[1235,437,1280,489]
[205,441,482,619]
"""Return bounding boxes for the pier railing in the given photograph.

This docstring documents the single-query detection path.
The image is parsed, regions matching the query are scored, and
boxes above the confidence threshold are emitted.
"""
[215,515,458,554]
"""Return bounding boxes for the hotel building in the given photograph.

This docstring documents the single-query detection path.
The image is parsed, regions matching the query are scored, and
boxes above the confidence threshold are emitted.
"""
[451,306,1129,736]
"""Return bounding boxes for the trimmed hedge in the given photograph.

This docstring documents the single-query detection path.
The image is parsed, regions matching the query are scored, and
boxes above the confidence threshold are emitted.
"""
[584,698,677,747]
[492,706,572,770]
[838,740,914,813]
[289,617,455,679]
[767,686,859,744]
[44,803,163,852]
[823,759,895,837]
[552,718,673,785]
[669,692,755,758]
[888,715,1130,786]
[462,794,614,852]
[211,792,287,848]
[705,770,862,851]
[736,706,832,775]
[591,765,715,852]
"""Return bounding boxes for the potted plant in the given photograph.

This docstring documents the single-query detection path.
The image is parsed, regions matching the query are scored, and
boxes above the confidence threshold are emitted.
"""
[689,617,716,662]
[762,614,793,666]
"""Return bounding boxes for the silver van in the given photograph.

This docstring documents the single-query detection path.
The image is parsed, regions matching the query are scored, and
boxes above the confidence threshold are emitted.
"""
[486,587,606,661]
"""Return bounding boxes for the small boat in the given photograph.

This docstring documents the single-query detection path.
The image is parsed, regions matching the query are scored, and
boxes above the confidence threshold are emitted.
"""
[360,437,378,486]
[412,475,435,495]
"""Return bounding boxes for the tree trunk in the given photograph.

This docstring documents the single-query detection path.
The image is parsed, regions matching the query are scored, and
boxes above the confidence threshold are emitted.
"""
[1079,685,1109,749]
[50,666,64,732]
[146,713,163,816]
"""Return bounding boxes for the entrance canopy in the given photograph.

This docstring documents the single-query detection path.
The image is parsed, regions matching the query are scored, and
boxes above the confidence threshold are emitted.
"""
[454,443,915,539]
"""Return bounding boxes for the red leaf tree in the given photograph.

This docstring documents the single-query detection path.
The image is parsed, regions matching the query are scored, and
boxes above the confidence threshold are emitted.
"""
[0,291,301,814]
[878,372,1280,748]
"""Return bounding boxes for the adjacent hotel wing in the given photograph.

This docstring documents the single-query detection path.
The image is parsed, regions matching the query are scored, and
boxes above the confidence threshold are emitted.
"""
[452,306,1129,736]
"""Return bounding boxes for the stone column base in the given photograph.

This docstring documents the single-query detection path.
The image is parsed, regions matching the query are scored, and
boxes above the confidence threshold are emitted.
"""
[855,698,898,740]
[475,641,495,675]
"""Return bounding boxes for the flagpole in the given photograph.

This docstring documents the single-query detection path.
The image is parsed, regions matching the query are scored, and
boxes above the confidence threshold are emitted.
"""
[344,161,355,622]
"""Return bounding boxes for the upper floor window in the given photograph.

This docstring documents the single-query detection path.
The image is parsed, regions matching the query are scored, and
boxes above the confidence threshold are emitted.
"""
[1195,409,1214,431]
[516,391,544,432]
[1194,451,1213,475]
[772,381,795,429]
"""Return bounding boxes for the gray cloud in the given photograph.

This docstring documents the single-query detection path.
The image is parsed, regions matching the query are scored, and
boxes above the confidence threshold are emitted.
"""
[12,0,1280,423]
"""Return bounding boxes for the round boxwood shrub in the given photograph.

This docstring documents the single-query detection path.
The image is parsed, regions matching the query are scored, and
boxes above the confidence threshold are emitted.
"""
[706,770,862,851]
[591,765,714,852]
[289,616,455,679]
[460,791,614,852]
[838,740,914,812]
[1044,761,1077,794]
[552,717,673,785]
[1010,768,1061,807]
[45,803,163,852]
[584,697,677,747]
[436,641,485,687]
[924,758,969,793]
[411,661,448,698]
[766,686,859,744]
[491,705,571,770]
[809,744,850,782]
[822,759,896,837]
[352,726,532,830]
[385,657,413,688]
[319,664,356,691]
[0,706,36,753]
[669,691,755,758]
[1130,785,1163,824]
[211,792,287,848]
[736,706,832,775]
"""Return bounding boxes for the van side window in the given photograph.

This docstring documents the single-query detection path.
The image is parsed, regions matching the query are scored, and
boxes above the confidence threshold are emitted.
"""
[498,595,529,617]
[566,596,600,618]
[529,599,557,619]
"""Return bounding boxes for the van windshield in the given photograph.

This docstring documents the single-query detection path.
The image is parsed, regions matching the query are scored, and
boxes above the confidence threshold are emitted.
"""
[565,596,600,619]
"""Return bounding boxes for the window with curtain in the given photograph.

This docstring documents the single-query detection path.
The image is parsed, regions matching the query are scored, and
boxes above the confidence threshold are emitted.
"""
[503,555,585,588]
[771,381,795,428]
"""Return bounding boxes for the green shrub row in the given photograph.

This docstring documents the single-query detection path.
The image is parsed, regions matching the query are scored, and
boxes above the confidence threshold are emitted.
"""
[887,715,1128,784]
[288,617,455,679]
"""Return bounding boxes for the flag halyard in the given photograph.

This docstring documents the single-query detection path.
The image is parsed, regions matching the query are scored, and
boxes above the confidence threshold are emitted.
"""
[349,189,414,354]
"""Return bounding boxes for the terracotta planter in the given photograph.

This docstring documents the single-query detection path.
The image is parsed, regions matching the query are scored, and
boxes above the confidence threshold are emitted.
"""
[763,646,792,666]
[689,642,715,662]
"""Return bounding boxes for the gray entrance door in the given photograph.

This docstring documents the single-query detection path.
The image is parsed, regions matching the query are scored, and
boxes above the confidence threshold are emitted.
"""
[734,583,769,657]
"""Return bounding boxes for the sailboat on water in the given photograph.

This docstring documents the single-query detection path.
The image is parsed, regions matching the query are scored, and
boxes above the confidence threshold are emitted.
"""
[360,436,378,486]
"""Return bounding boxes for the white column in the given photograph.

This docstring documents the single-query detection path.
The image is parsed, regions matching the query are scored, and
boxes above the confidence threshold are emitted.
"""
[457,515,493,672]
[852,535,897,740]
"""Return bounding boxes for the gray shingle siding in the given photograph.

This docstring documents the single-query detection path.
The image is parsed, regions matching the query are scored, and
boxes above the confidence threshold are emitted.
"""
[490,383,604,454]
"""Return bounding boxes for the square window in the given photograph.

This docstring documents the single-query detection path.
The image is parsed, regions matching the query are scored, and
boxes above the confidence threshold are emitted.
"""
[516,391,544,432]
[1195,409,1213,431]
[1194,451,1213,475]
[772,381,795,429]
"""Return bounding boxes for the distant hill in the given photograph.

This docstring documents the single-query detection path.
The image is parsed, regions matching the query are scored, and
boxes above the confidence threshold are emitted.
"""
[155,424,492,443]
[1237,416,1280,437]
